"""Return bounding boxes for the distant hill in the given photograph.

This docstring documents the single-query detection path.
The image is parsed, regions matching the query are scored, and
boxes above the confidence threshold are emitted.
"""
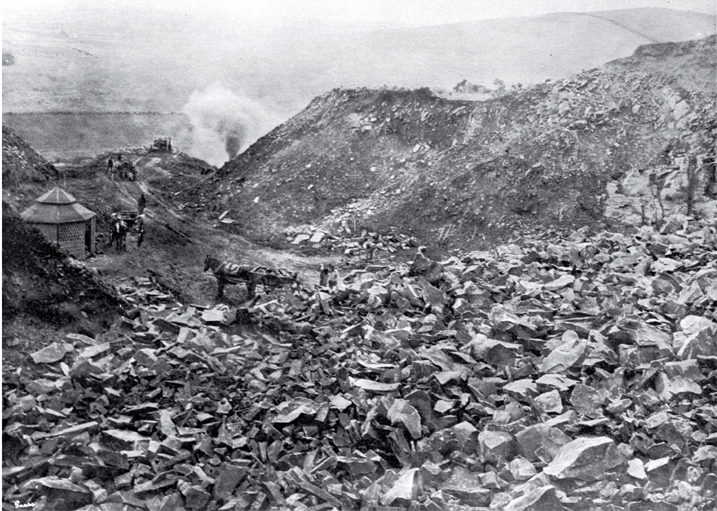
[202,36,716,249]
[1,112,193,161]
[305,8,716,93]
[2,7,714,115]
[3,7,715,166]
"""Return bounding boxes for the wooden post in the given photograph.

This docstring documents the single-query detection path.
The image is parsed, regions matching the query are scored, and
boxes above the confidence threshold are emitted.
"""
[687,155,696,217]
[90,217,96,255]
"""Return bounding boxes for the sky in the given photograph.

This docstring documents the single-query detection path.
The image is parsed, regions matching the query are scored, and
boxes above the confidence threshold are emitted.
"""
[4,0,716,28]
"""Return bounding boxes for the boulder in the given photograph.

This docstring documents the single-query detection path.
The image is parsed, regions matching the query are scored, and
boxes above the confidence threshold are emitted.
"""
[544,436,625,481]
[504,485,566,511]
[534,390,564,415]
[479,428,517,462]
[539,337,588,373]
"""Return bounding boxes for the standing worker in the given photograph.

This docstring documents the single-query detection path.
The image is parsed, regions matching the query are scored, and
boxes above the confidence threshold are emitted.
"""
[135,214,145,248]
[137,193,147,215]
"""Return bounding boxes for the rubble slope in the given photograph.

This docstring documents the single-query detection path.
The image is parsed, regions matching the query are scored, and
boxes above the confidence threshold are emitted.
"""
[2,124,58,185]
[2,203,124,338]
[3,218,716,510]
[213,36,716,249]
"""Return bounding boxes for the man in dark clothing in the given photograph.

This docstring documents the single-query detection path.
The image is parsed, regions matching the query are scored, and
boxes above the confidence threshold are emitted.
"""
[138,193,147,214]
[319,264,331,287]
[108,157,116,180]
[136,214,145,248]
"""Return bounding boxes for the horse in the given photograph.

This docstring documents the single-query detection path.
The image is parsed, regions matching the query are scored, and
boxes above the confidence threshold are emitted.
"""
[204,255,298,300]
[109,217,129,253]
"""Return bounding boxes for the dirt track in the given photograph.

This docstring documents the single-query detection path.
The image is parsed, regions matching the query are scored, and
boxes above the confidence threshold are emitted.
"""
[87,154,344,303]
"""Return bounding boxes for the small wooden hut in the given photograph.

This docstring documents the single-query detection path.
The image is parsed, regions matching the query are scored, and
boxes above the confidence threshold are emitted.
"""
[20,187,96,259]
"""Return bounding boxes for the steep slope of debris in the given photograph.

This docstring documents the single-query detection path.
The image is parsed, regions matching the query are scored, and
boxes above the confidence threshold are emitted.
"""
[3,213,716,511]
[2,123,58,186]
[210,36,716,250]
[2,203,124,342]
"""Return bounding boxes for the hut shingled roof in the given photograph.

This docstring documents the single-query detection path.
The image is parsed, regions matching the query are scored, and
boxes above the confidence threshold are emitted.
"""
[20,187,96,224]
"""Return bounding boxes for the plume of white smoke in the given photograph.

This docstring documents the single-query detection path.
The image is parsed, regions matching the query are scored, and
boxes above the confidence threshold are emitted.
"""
[182,83,277,167]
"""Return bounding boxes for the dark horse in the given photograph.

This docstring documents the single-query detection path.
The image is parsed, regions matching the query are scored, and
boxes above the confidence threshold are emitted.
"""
[204,255,298,300]
[109,217,129,253]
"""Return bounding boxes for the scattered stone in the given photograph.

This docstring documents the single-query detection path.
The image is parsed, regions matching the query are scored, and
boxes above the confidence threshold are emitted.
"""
[380,468,422,506]
[480,429,517,462]
[5,220,716,510]
[509,457,538,481]
[443,467,491,506]
[627,458,647,480]
[504,485,566,511]
[30,342,73,364]
[388,399,422,439]
[540,335,587,373]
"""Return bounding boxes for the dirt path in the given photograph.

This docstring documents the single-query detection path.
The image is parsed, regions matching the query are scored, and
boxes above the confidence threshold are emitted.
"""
[86,173,345,302]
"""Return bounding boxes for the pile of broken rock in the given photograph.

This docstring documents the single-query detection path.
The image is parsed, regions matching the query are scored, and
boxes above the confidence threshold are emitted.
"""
[3,220,716,511]
[288,228,417,260]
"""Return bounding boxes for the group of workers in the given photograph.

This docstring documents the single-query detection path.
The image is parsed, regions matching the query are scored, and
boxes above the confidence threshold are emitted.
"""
[107,193,147,251]
[105,153,146,250]
[107,154,136,181]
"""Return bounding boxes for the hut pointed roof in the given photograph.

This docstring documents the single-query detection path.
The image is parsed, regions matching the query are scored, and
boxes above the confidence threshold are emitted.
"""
[36,187,77,205]
[20,187,95,224]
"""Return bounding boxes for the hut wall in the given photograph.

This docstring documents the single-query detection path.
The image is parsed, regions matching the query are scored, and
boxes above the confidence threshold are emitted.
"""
[88,218,96,255]
[30,223,59,243]
[58,222,86,258]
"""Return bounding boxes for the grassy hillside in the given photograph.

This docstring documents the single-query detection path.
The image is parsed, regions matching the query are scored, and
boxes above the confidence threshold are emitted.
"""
[206,36,716,249]
[311,9,715,91]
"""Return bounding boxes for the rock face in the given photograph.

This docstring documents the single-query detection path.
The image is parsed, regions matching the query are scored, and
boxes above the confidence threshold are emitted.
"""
[209,36,716,249]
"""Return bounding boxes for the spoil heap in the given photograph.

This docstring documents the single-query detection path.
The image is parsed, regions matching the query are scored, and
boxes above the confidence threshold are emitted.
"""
[3,216,717,511]
[209,36,716,250]
[2,124,58,187]
[2,203,123,338]
[286,228,418,260]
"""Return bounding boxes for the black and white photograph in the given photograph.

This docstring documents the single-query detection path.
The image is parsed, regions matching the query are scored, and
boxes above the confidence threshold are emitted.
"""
[2,0,716,509]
